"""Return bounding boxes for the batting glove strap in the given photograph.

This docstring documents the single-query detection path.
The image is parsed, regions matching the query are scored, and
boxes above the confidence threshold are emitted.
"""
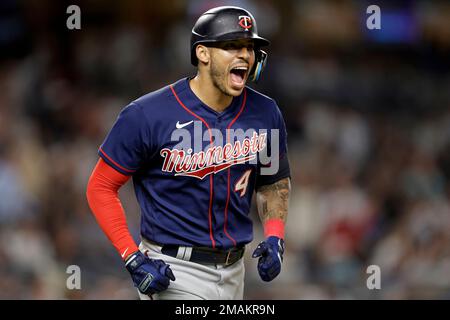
[125,251,146,271]
[252,236,285,282]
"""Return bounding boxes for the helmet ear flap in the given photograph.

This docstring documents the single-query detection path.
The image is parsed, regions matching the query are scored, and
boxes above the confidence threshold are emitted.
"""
[249,49,268,83]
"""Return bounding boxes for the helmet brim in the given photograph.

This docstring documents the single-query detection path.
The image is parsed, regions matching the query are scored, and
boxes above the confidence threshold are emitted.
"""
[194,32,270,47]
[191,33,270,65]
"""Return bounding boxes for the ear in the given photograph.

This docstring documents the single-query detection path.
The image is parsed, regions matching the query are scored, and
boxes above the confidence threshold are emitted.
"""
[196,44,210,65]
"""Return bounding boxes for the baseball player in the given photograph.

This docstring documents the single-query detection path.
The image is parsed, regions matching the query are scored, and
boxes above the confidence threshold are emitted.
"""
[86,6,291,300]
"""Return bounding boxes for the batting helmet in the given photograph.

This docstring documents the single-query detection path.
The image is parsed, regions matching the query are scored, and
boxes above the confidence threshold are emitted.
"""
[190,6,270,83]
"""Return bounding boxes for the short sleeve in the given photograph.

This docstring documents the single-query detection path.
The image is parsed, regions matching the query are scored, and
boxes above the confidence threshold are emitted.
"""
[275,104,288,158]
[256,102,291,189]
[99,102,151,175]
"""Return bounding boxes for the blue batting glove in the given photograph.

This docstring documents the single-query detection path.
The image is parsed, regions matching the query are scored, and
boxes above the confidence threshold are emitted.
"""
[125,251,176,295]
[252,236,285,282]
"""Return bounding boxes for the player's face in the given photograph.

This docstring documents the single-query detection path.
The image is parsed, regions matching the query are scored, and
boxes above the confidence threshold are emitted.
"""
[208,39,255,97]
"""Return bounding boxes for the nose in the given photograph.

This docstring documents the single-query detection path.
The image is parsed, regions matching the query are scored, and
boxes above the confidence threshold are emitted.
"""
[237,46,251,60]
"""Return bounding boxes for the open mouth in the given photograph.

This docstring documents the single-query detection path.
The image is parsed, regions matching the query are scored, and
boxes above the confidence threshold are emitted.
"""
[229,66,248,88]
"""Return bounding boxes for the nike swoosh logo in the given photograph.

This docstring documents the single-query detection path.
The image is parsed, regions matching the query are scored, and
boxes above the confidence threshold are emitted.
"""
[121,248,129,258]
[176,120,193,129]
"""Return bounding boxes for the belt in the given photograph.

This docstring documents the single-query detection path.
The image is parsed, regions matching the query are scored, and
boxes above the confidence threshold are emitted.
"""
[160,243,245,266]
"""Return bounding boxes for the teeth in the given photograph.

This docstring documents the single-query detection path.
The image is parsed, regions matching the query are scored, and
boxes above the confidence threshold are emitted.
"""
[233,66,248,71]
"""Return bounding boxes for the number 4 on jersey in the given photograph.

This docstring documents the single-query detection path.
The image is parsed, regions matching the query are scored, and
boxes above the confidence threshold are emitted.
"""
[235,169,252,197]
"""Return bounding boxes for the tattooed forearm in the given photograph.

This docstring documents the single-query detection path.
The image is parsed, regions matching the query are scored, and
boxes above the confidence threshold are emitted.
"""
[256,177,291,223]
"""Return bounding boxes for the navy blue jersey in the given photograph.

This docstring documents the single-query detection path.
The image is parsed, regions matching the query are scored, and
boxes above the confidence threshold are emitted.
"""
[99,78,290,249]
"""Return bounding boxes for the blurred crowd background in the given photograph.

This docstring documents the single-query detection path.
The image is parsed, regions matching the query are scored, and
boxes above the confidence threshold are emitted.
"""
[1,0,450,299]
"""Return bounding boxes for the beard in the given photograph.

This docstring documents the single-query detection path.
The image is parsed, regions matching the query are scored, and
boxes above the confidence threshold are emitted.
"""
[209,58,233,97]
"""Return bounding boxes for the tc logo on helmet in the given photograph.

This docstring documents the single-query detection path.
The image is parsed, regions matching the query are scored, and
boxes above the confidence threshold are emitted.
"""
[238,15,252,31]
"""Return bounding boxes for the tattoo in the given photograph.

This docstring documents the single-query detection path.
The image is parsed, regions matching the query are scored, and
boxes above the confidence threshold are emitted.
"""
[256,177,291,223]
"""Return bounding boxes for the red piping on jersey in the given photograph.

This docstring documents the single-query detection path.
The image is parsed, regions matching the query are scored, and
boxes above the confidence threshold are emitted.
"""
[224,89,247,247]
[99,148,136,173]
[170,85,216,248]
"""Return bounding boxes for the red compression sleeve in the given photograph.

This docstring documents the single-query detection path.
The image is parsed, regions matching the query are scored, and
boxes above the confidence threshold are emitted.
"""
[86,158,139,260]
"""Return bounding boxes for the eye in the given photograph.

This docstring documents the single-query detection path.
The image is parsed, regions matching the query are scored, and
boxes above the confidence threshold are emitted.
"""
[224,43,238,50]
[219,42,254,51]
